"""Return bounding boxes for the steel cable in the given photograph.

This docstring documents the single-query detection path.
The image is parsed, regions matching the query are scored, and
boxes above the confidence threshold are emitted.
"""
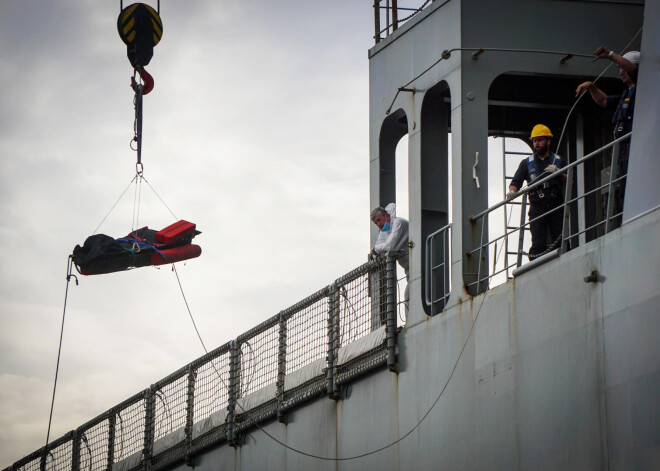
[43,257,78,463]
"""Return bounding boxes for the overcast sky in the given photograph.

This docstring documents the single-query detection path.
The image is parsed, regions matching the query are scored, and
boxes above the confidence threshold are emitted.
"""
[0,1,375,464]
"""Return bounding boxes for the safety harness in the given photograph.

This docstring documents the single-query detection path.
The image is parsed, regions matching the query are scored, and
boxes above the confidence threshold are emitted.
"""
[526,153,562,201]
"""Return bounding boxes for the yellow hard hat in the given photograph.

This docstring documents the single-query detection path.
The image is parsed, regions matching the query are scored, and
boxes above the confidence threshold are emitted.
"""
[530,124,553,140]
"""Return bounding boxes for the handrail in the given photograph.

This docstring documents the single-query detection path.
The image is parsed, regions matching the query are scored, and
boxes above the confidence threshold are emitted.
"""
[470,132,632,223]
[465,132,632,290]
[5,254,404,471]
[373,0,437,43]
[425,223,452,314]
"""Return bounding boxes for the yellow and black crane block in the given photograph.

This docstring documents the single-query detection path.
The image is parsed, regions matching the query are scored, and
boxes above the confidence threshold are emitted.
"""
[117,3,163,69]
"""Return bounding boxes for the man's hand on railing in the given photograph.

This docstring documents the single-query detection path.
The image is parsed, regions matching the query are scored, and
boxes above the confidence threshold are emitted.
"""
[506,190,517,200]
[545,164,559,173]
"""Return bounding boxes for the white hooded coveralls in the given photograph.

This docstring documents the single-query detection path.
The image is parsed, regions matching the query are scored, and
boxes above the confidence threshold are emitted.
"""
[373,203,409,276]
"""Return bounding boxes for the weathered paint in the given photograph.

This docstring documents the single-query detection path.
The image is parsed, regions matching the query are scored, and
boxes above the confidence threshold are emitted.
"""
[163,205,657,470]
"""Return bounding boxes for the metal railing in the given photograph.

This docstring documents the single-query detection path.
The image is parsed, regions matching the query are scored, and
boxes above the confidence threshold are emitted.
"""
[373,0,440,43]
[466,132,632,290]
[6,256,401,471]
[425,223,452,315]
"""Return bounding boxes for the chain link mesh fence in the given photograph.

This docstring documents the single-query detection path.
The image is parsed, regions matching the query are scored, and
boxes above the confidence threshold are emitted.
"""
[6,256,399,471]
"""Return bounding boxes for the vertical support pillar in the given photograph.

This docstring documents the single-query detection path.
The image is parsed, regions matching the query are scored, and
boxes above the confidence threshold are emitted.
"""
[106,413,116,471]
[185,364,195,465]
[72,429,81,471]
[385,254,398,371]
[459,70,490,296]
[326,283,340,399]
[277,311,287,423]
[143,387,155,471]
[226,340,240,447]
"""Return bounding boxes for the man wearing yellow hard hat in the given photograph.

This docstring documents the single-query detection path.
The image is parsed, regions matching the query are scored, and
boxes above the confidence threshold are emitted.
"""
[507,124,566,259]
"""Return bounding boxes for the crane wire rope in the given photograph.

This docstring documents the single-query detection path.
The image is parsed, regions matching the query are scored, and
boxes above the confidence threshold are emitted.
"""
[43,256,78,460]
[92,176,137,235]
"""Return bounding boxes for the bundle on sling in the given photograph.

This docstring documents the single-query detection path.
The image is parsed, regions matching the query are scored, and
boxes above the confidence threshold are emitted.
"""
[72,220,201,275]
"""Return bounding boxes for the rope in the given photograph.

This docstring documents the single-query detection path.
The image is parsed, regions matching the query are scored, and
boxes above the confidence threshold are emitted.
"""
[92,176,137,235]
[555,27,643,151]
[43,256,78,458]
[511,28,644,261]
[173,265,207,351]
[172,256,488,461]
[141,175,179,221]
[91,171,178,240]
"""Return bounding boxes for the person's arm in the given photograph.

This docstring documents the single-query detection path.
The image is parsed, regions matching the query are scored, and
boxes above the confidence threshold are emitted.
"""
[374,218,407,253]
[593,46,638,79]
[554,157,568,183]
[576,81,607,107]
[507,160,527,198]
[372,231,388,255]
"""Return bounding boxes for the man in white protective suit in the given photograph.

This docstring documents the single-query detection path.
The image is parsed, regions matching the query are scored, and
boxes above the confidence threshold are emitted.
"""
[369,203,409,328]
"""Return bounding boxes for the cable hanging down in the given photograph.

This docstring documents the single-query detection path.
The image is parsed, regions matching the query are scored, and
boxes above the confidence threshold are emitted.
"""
[43,257,78,462]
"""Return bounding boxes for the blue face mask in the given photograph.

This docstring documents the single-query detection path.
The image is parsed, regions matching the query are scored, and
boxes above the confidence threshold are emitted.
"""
[380,222,390,232]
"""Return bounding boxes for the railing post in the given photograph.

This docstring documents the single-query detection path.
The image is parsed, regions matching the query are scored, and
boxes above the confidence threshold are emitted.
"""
[516,194,528,268]
[185,364,195,465]
[425,232,433,315]
[561,167,574,253]
[106,413,116,471]
[605,142,620,233]
[40,446,47,471]
[326,283,340,399]
[226,340,240,447]
[443,228,451,306]
[277,311,287,423]
[392,0,398,31]
[143,387,155,471]
[373,0,381,43]
[476,218,487,291]
[385,254,398,371]
[72,429,81,471]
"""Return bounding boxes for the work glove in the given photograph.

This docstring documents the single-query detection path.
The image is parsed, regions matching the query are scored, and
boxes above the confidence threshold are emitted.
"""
[545,164,559,173]
[506,191,516,200]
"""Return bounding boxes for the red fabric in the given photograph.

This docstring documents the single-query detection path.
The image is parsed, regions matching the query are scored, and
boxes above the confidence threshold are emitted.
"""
[155,220,197,244]
[150,244,202,265]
